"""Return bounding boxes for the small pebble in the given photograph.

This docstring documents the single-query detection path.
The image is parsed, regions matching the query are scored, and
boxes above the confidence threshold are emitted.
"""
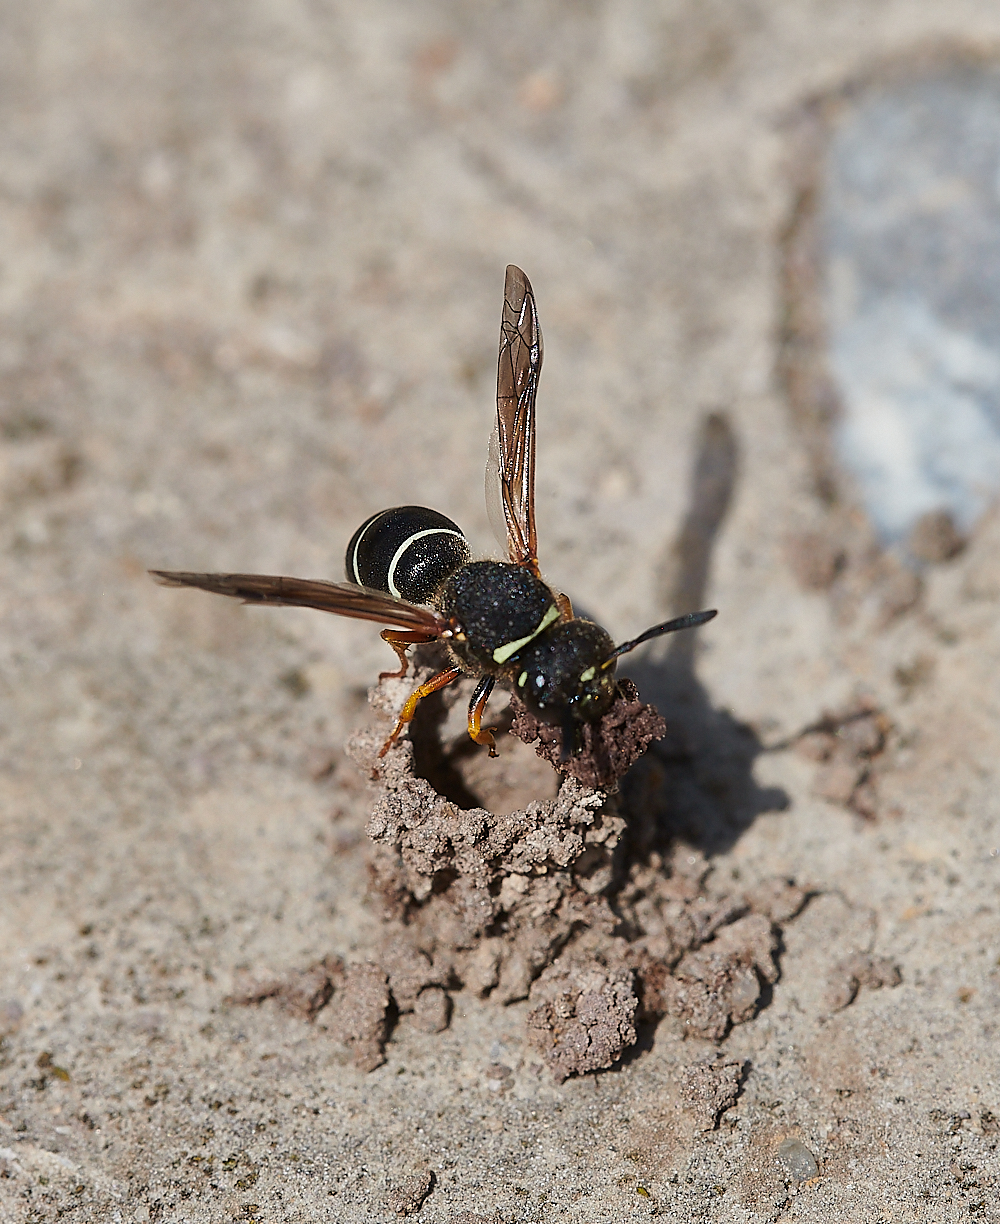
[776,1137,819,1182]
[838,715,885,757]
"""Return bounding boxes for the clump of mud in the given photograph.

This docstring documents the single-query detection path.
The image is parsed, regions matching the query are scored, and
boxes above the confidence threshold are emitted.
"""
[510,677,668,790]
[233,662,808,1082]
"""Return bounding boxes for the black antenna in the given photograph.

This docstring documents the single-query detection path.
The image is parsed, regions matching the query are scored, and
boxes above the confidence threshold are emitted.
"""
[601,608,717,669]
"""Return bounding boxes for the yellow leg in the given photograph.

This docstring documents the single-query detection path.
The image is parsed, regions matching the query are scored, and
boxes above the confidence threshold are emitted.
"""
[377,665,463,759]
[378,628,440,680]
[467,675,498,757]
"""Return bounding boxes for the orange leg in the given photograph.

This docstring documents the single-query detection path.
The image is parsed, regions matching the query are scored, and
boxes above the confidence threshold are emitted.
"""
[379,628,441,680]
[467,675,498,757]
[377,665,463,759]
[555,591,574,621]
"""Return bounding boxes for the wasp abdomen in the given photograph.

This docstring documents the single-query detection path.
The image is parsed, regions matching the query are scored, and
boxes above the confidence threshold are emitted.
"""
[345,505,471,604]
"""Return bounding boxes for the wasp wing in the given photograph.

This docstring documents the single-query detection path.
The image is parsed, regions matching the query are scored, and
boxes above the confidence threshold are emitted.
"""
[486,264,543,576]
[150,571,448,633]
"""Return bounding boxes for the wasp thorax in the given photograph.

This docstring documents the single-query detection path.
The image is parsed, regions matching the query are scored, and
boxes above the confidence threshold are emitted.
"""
[346,506,470,604]
[511,620,618,724]
[441,561,559,670]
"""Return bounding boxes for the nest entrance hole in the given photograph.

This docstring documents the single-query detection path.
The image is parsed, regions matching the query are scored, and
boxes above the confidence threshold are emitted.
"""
[406,666,560,814]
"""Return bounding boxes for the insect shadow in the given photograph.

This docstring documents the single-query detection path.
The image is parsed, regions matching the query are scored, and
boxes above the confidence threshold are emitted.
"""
[619,412,789,857]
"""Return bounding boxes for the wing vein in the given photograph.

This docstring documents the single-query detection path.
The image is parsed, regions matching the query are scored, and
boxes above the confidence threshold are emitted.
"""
[150,571,447,632]
[490,264,542,575]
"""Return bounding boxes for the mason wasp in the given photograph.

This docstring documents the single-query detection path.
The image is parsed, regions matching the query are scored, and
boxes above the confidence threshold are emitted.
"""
[153,266,716,763]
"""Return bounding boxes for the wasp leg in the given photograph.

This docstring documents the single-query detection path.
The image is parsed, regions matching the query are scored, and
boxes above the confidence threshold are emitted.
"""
[467,675,498,757]
[555,591,574,621]
[377,665,463,760]
[379,628,440,680]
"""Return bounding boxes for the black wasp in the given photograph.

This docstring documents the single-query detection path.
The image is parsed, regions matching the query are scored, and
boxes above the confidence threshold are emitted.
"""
[153,266,716,763]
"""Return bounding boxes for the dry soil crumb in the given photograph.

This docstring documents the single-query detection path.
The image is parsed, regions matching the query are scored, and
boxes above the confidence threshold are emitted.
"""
[652,913,779,1040]
[822,952,903,1013]
[411,985,451,1033]
[328,962,391,1072]
[484,1063,513,1093]
[378,934,449,1010]
[681,1055,746,1132]
[509,679,667,790]
[784,529,846,590]
[228,955,342,1020]
[795,699,892,817]
[744,877,808,923]
[908,507,966,562]
[389,1167,435,1215]
[525,956,638,1082]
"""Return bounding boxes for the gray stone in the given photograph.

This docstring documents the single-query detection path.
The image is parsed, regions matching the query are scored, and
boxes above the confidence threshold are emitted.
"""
[825,70,1000,543]
[776,1137,820,1182]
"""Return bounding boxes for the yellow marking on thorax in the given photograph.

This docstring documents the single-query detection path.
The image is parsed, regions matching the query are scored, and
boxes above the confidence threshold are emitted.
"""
[492,604,560,664]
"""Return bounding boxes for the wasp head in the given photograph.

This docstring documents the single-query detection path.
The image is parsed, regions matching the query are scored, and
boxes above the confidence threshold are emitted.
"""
[511,620,619,725]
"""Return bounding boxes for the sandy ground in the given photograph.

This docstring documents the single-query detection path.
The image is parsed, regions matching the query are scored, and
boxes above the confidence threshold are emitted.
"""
[2,2,999,1221]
